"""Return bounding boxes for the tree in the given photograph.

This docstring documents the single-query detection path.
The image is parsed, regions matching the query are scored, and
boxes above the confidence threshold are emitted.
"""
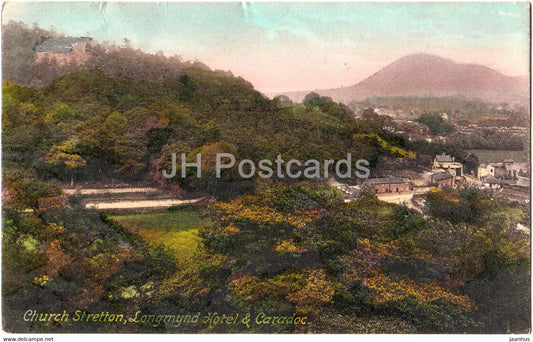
[273,95,294,108]
[416,113,455,135]
[302,92,331,106]
[45,141,86,186]
[21,180,53,209]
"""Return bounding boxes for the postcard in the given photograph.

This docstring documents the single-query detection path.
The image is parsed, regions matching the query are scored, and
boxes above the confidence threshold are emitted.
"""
[1,1,530,338]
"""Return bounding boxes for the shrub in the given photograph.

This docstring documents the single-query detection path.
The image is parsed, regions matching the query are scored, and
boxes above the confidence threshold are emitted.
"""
[382,256,444,282]
[199,264,231,289]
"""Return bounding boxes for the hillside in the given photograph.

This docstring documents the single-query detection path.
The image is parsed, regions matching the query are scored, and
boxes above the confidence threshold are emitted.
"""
[2,67,413,201]
[274,54,528,105]
[2,24,530,335]
[2,54,530,335]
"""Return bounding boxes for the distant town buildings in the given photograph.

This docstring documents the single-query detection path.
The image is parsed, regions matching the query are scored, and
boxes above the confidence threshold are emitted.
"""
[504,159,527,179]
[476,159,529,195]
[482,176,517,190]
[33,36,92,65]
[477,160,528,180]
[366,177,412,194]
[429,171,454,187]
[477,163,494,180]
[433,153,463,179]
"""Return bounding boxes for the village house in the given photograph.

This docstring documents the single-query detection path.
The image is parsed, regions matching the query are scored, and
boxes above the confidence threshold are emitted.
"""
[33,36,92,65]
[430,171,454,188]
[477,163,494,180]
[492,164,508,179]
[366,177,412,194]
[390,120,430,141]
[433,153,463,179]
[477,160,528,181]
[503,159,528,178]
[483,176,516,190]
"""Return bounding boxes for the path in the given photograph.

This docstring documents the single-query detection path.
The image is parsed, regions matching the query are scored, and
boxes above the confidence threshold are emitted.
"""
[62,187,206,210]
[84,198,205,210]
[63,187,159,195]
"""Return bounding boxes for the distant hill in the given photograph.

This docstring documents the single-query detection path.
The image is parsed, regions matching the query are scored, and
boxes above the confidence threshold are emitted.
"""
[272,54,529,105]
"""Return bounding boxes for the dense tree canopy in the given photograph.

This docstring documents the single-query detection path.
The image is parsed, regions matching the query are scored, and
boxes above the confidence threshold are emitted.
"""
[2,21,529,335]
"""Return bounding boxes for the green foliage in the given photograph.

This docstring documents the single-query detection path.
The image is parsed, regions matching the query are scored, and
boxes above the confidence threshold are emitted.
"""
[382,256,444,282]
[326,193,421,242]
[3,233,47,275]
[399,218,470,258]
[416,113,455,135]
[449,130,525,151]
[303,92,331,106]
[111,211,207,259]
[146,128,172,153]
[252,181,342,213]
[2,22,530,334]
[199,264,231,289]
[21,179,60,208]
[145,245,179,279]
[316,215,358,257]
[2,22,210,88]
[273,95,294,108]
[302,92,353,122]
[463,261,530,333]
[383,297,478,333]
[111,210,207,233]
[406,140,479,173]
[3,61,413,196]
[227,220,298,276]
[333,282,376,315]
[426,187,518,227]
[426,187,473,223]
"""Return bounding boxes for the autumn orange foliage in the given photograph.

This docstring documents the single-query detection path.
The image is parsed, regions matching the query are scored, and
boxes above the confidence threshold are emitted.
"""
[287,270,334,306]
[214,197,319,228]
[365,269,475,311]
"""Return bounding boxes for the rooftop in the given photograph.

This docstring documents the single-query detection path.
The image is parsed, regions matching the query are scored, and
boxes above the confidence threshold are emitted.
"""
[434,153,454,162]
[366,177,410,184]
[430,171,453,181]
[484,176,516,185]
[34,36,92,53]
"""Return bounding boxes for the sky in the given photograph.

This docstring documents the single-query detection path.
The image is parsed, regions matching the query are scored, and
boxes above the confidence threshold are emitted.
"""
[2,1,530,93]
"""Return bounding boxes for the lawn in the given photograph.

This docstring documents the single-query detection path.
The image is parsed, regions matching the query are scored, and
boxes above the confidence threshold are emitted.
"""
[111,209,210,258]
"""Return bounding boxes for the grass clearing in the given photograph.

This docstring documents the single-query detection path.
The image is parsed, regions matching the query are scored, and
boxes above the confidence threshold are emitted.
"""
[111,209,210,258]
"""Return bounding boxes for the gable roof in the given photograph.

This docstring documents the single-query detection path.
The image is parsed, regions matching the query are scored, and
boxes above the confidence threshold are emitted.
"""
[34,37,92,53]
[434,153,453,162]
[366,177,410,184]
[430,171,453,181]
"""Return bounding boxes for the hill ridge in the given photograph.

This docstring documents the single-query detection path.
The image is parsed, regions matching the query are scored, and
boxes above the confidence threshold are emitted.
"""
[271,53,528,105]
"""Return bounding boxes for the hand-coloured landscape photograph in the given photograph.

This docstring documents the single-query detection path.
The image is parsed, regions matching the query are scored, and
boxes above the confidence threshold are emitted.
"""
[1,1,531,336]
